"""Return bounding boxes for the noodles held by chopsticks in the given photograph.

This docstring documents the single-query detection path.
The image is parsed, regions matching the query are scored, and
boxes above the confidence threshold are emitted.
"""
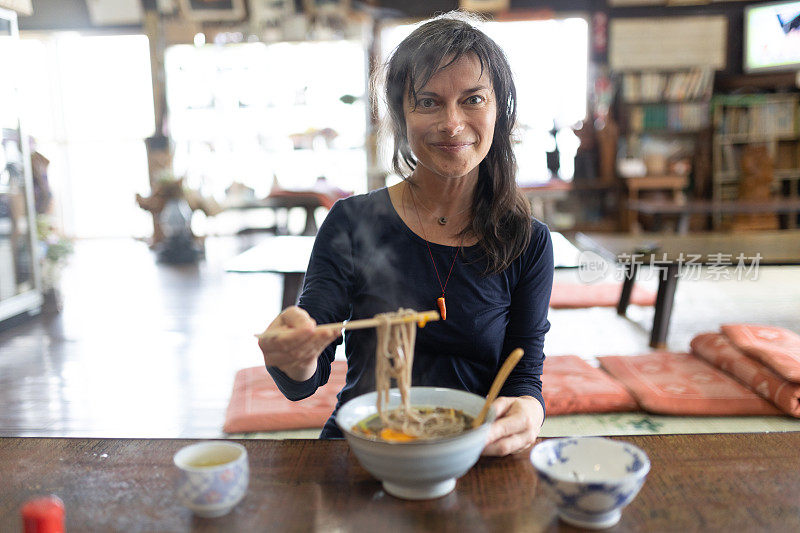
[373,309,466,440]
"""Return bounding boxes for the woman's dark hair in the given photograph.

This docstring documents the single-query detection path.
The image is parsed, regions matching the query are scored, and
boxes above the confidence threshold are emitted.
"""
[381,12,531,274]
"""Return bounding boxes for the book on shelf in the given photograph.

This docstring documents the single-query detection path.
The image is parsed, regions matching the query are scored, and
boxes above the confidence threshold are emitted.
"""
[687,69,714,101]
[715,95,798,138]
[621,68,713,103]
[627,102,709,132]
[764,101,796,136]
[629,106,644,132]
[775,143,798,171]
[720,107,749,136]
[721,144,739,174]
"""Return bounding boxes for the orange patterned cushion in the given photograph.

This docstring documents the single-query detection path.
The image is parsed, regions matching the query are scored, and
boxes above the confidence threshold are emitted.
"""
[223,362,346,433]
[720,324,800,383]
[543,355,639,415]
[691,333,800,417]
[598,352,782,416]
[549,282,656,309]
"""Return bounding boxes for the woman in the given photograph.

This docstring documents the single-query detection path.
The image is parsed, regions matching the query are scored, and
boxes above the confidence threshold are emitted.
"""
[258,12,553,456]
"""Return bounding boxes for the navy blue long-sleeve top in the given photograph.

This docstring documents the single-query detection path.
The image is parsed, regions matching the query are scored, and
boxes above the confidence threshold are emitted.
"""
[267,187,554,438]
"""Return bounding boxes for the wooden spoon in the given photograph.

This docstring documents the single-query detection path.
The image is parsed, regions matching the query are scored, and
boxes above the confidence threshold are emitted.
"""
[472,348,524,428]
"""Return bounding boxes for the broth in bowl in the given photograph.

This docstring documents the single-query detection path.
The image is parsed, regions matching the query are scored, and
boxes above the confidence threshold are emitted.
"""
[351,406,474,442]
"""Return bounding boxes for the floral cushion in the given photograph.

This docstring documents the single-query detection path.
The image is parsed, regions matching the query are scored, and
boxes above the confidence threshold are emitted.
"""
[223,362,346,433]
[598,352,782,416]
[691,332,800,417]
[720,324,800,383]
[543,355,639,415]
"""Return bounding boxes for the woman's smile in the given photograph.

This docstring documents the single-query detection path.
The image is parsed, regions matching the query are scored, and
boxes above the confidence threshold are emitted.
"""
[431,141,475,153]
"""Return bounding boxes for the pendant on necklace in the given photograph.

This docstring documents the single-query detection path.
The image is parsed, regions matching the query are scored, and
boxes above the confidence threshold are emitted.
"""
[438,217,448,225]
[437,296,447,321]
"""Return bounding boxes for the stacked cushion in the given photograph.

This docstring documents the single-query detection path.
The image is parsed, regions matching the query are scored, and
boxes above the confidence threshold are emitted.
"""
[692,326,800,417]
[720,324,800,382]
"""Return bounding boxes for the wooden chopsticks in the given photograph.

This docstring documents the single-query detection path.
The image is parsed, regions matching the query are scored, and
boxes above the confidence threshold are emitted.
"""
[316,310,440,332]
[472,348,524,428]
[255,310,440,339]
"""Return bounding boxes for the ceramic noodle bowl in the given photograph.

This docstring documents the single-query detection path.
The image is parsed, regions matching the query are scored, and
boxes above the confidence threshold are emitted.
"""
[530,437,650,530]
[336,387,496,500]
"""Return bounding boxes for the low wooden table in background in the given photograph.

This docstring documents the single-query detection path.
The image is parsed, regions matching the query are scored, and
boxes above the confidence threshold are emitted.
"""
[628,198,800,233]
[226,232,583,311]
[520,179,572,228]
[225,187,348,237]
[225,236,315,310]
[1,434,799,531]
[576,230,800,348]
[225,195,326,237]
[623,175,688,232]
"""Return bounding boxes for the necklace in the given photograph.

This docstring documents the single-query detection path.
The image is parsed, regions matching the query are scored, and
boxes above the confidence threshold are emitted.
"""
[409,188,461,321]
[407,183,471,225]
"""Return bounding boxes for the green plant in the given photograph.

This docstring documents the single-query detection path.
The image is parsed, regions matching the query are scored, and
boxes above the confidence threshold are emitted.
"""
[37,215,73,265]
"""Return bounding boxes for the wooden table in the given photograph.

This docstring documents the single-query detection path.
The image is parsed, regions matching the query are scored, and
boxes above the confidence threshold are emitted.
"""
[226,185,350,237]
[520,179,572,228]
[226,232,583,311]
[225,196,324,237]
[2,434,799,531]
[576,230,800,348]
[225,236,315,310]
[627,198,800,233]
[623,175,688,232]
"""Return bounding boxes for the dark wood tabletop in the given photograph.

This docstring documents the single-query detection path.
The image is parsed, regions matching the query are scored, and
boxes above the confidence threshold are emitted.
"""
[2,433,800,532]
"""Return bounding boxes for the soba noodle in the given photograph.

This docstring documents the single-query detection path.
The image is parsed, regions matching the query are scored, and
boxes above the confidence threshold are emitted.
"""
[370,309,468,440]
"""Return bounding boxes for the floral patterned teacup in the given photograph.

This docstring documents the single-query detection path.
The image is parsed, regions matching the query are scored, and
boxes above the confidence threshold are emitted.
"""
[173,441,249,517]
[530,437,650,529]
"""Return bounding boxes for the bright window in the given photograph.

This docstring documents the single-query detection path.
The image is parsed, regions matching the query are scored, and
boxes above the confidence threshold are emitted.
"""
[165,41,368,199]
[18,33,155,238]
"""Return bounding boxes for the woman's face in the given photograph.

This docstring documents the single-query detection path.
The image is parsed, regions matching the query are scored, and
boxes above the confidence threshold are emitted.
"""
[404,54,496,182]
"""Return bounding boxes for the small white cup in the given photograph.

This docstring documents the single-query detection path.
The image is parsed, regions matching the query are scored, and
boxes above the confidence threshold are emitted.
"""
[173,441,249,518]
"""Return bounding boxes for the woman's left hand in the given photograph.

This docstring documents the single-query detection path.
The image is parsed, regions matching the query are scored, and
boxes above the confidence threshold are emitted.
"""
[482,396,544,456]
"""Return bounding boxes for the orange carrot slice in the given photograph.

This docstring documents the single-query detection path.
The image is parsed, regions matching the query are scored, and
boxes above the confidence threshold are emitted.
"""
[379,428,417,442]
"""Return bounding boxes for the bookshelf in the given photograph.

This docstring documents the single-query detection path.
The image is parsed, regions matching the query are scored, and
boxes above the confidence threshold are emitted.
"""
[711,94,800,228]
[618,69,713,134]
[614,68,714,230]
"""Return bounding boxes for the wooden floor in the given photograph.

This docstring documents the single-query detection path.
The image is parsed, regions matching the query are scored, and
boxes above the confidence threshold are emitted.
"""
[1,235,799,439]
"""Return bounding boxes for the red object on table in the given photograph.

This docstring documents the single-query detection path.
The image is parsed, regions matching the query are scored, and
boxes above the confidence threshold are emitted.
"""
[21,496,64,533]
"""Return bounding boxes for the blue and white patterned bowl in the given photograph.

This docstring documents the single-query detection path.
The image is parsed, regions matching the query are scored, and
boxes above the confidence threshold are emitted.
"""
[173,441,249,518]
[337,387,496,500]
[530,437,650,530]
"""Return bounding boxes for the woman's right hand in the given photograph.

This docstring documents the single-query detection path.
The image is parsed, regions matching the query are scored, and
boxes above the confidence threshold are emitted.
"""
[257,306,342,382]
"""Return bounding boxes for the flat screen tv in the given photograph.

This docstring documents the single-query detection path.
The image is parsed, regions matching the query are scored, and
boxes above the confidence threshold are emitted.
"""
[744,1,800,72]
